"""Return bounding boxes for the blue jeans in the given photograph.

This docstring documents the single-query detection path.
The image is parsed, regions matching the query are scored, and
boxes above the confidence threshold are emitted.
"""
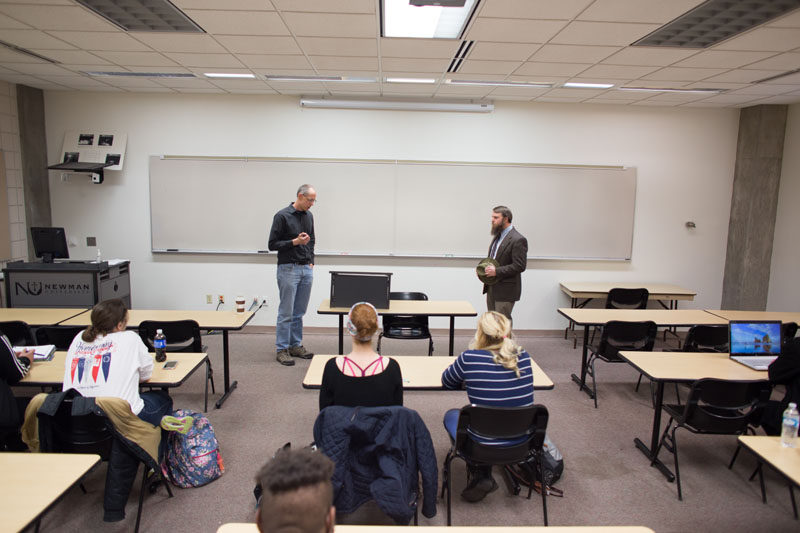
[276,263,313,350]
[137,390,173,427]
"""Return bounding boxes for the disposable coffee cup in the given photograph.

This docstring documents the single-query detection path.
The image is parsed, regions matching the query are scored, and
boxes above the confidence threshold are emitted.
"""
[236,296,246,313]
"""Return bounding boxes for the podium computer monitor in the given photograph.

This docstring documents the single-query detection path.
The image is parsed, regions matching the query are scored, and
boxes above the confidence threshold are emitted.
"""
[31,227,69,263]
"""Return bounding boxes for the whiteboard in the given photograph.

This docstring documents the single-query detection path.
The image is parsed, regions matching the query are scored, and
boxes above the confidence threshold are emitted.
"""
[149,156,636,260]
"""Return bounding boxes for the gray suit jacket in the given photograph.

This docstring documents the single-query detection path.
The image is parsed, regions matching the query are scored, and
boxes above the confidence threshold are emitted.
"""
[482,227,528,302]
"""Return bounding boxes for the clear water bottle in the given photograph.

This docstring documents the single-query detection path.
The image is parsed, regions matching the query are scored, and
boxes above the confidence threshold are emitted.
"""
[781,402,799,448]
[96,248,102,263]
[154,329,167,363]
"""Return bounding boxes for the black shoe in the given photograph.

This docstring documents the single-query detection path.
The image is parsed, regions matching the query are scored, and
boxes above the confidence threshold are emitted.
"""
[461,475,498,502]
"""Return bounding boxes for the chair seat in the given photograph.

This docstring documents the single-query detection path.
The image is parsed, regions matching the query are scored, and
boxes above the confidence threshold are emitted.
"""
[384,327,430,338]
[663,403,750,434]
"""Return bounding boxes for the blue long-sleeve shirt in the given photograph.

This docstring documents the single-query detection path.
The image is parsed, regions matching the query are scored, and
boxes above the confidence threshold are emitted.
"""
[441,349,534,406]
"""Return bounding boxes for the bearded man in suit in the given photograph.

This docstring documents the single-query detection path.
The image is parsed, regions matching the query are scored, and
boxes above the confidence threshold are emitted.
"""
[482,206,528,323]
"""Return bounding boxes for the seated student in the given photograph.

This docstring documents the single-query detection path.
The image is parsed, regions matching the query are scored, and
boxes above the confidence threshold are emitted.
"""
[62,298,172,427]
[0,336,35,450]
[441,311,535,503]
[319,302,402,410]
[762,337,800,435]
[255,447,336,533]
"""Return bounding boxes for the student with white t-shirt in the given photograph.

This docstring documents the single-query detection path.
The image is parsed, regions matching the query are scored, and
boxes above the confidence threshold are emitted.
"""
[62,298,172,426]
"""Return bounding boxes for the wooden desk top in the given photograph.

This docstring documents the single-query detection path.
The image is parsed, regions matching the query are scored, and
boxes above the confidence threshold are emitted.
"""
[0,452,100,533]
[60,309,254,330]
[619,351,767,383]
[0,307,89,325]
[218,524,654,533]
[738,436,800,487]
[19,351,208,388]
[303,355,554,390]
[318,299,477,316]
[557,308,726,327]
[560,282,696,300]
[706,310,800,324]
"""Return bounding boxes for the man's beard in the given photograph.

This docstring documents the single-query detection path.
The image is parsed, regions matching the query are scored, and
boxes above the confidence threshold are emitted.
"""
[491,223,502,236]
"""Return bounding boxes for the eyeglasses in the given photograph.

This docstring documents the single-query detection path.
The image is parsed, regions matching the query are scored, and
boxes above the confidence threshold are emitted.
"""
[303,195,317,204]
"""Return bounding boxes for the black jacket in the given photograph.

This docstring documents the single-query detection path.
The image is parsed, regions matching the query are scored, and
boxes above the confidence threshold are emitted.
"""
[313,405,438,525]
[763,338,800,435]
[0,335,30,430]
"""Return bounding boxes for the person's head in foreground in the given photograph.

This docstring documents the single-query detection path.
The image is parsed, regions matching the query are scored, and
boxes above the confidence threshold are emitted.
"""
[256,448,335,533]
[472,310,524,376]
[346,301,379,345]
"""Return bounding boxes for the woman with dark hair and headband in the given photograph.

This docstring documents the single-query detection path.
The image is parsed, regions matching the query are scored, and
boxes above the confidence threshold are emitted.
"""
[318,302,403,410]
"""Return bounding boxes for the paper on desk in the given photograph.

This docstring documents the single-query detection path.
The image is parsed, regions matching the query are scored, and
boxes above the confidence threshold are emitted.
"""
[13,344,56,361]
[107,259,128,266]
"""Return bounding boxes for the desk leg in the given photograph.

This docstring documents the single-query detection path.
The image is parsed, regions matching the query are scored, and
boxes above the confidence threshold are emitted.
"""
[633,380,675,482]
[338,315,344,355]
[214,330,238,409]
[449,316,455,356]
[570,325,594,398]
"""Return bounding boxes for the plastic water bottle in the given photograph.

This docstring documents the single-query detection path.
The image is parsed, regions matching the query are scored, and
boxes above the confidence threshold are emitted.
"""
[154,329,167,363]
[781,402,799,448]
[96,248,102,263]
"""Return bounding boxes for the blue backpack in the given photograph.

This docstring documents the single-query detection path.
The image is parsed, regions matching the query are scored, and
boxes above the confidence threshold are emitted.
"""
[161,409,224,488]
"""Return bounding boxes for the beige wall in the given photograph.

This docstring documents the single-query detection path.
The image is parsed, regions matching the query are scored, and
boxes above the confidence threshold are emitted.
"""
[0,81,27,265]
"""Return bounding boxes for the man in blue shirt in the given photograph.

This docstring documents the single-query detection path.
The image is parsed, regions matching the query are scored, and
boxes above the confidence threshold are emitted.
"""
[268,184,317,366]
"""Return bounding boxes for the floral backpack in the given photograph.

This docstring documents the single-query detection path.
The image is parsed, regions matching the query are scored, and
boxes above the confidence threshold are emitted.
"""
[161,409,224,488]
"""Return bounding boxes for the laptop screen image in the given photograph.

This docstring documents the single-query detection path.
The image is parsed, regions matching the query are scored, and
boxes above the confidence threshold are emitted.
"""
[729,320,782,356]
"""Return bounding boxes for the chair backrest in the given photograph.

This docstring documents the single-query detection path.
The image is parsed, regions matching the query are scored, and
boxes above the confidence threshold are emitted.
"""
[682,379,771,434]
[46,396,114,460]
[35,326,86,350]
[682,325,729,352]
[605,288,649,310]
[782,322,798,344]
[599,320,657,361]
[455,404,549,466]
[0,320,35,346]
[138,320,202,352]
[382,292,429,329]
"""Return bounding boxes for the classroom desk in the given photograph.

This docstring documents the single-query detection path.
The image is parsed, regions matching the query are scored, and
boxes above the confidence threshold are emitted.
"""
[217,524,655,533]
[60,309,254,408]
[705,310,800,324]
[317,299,477,356]
[737,435,800,518]
[557,308,728,400]
[0,307,89,325]
[1,452,101,533]
[302,355,554,390]
[619,351,767,482]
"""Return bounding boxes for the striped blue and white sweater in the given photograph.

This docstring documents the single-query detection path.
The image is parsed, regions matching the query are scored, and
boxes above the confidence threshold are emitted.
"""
[441,348,534,406]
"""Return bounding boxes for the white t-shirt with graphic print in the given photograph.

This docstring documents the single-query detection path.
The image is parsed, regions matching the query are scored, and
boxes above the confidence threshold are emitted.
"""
[62,330,153,415]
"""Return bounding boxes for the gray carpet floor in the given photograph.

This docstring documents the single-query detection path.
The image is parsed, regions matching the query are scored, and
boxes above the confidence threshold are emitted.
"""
[20,329,800,532]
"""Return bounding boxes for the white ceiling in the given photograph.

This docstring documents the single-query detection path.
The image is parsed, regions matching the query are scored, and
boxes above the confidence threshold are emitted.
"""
[0,0,799,108]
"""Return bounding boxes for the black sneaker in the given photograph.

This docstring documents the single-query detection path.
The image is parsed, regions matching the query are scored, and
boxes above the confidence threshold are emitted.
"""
[276,349,295,366]
[288,345,314,359]
[461,475,498,502]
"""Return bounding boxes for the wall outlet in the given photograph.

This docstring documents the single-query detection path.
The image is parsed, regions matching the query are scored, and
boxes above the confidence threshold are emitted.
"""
[206,294,212,304]
[218,294,225,304]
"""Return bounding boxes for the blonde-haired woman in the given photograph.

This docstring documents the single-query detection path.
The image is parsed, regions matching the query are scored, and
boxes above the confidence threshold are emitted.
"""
[319,302,403,410]
[441,311,535,502]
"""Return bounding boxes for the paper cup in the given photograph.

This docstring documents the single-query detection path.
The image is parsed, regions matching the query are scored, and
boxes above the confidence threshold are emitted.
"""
[236,296,246,313]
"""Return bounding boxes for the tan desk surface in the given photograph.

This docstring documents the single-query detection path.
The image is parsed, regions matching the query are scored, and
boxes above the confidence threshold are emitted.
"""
[318,299,477,316]
[557,308,727,327]
[619,351,767,382]
[1,452,100,533]
[60,309,254,329]
[0,307,89,325]
[218,524,654,533]
[706,310,800,323]
[19,351,208,388]
[560,282,696,301]
[302,355,554,390]
[738,436,800,487]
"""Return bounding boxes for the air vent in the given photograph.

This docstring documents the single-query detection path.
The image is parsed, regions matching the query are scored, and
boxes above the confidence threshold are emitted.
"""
[84,71,196,78]
[76,0,204,32]
[447,40,474,73]
[633,0,800,49]
[0,39,59,63]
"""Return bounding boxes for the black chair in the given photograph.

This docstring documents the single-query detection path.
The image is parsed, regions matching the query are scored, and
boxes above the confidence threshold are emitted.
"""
[588,288,650,345]
[0,320,35,346]
[35,326,87,350]
[43,395,173,533]
[138,320,214,411]
[653,378,771,500]
[441,404,549,526]
[782,322,798,344]
[586,320,657,408]
[377,292,434,356]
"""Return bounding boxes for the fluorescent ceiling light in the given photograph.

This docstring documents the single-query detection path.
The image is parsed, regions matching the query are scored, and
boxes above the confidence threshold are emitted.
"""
[204,72,255,79]
[386,77,436,84]
[563,82,614,89]
[446,79,552,88]
[84,71,196,78]
[382,0,478,39]
[300,98,493,113]
[619,86,723,94]
[265,75,376,83]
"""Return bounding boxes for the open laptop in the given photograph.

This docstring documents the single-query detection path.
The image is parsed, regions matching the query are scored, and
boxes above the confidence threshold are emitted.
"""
[729,320,782,371]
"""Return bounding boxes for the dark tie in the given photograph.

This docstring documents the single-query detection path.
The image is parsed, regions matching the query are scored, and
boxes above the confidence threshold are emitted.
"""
[490,237,500,258]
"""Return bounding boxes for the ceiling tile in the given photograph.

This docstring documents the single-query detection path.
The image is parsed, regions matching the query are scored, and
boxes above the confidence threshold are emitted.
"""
[282,12,375,38]
[478,0,593,19]
[324,82,378,92]
[208,78,273,90]
[130,33,228,54]
[163,53,245,68]
[467,42,539,62]
[456,59,522,75]
[0,12,29,29]
[299,37,377,57]
[762,71,800,84]
[466,19,567,43]
[93,77,165,88]
[514,62,591,77]
[673,50,776,69]
[0,29,75,50]
[266,80,329,91]
[29,50,110,65]
[382,86,436,96]
[590,89,651,100]
[435,84,493,98]
[726,84,799,95]
[271,0,374,13]
[173,0,274,10]
[578,64,659,78]
[46,76,114,89]
[238,55,312,70]
[4,62,74,75]
[545,87,608,98]
[48,31,151,52]
[214,36,300,55]
[183,10,289,35]
[702,69,784,83]
[601,47,697,66]
[690,93,767,104]
[530,44,619,63]
[380,38,458,59]
[551,21,661,46]
[488,86,550,97]
[635,91,709,102]
[317,69,378,77]
[310,56,377,70]
[381,57,449,72]
[641,67,728,81]
[630,99,681,106]
[173,87,226,93]
[715,28,800,52]
[577,0,704,23]
[749,94,800,104]
[742,52,800,71]
[126,65,192,74]
[94,51,179,67]
[152,77,215,88]
[0,4,114,31]
[765,8,800,27]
